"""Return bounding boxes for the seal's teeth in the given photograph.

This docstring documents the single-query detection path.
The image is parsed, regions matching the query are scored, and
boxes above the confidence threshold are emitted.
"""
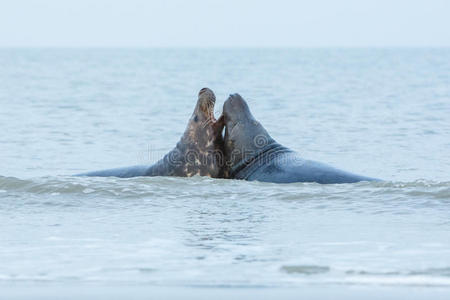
[198,87,215,99]
[198,87,216,103]
[208,108,216,122]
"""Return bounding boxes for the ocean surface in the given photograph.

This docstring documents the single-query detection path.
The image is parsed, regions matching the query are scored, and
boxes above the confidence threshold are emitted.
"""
[0,48,450,298]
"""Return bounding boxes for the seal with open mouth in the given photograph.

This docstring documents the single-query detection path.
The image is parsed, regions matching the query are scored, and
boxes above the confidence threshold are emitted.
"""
[222,93,379,184]
[77,88,225,178]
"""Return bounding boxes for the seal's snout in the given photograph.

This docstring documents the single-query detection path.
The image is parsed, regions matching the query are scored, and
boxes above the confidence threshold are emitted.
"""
[228,93,244,102]
[199,87,209,95]
[225,93,245,108]
[223,93,252,125]
[196,87,216,122]
[228,93,237,100]
[198,87,216,107]
[198,87,215,100]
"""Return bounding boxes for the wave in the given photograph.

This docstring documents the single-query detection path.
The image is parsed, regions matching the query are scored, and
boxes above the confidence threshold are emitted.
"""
[280,265,450,287]
[2,265,450,287]
[1,175,450,199]
[0,175,181,197]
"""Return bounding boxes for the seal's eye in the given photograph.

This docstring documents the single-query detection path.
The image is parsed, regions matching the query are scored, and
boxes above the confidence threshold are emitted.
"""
[194,115,198,122]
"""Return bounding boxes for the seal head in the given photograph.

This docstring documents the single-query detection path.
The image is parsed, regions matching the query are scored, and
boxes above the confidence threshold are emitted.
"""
[173,88,225,177]
[222,93,276,177]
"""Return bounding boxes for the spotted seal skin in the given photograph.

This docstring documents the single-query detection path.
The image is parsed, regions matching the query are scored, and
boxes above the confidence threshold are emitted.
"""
[222,93,380,184]
[77,88,225,178]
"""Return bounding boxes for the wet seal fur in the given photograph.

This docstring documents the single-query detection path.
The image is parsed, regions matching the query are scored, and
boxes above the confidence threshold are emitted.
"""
[77,88,225,178]
[222,93,380,184]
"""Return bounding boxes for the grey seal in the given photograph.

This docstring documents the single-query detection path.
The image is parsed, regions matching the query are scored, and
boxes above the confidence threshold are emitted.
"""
[77,88,225,178]
[222,93,380,184]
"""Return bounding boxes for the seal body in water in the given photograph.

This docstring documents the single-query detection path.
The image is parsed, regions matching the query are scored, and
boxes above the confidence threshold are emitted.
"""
[77,88,225,178]
[222,93,379,184]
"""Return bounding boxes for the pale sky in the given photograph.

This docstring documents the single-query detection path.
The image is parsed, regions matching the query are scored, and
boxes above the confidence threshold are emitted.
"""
[0,0,449,47]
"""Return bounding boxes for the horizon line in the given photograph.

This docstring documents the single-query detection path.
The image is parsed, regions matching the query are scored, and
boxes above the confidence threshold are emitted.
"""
[1,45,449,49]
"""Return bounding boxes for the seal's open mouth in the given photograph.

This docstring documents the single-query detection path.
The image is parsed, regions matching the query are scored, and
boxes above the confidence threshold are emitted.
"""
[198,87,217,124]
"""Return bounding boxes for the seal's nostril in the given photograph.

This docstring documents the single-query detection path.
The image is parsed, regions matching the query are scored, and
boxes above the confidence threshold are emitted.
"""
[199,88,209,95]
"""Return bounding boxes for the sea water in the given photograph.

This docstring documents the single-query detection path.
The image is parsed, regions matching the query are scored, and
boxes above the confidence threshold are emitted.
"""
[0,48,449,298]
